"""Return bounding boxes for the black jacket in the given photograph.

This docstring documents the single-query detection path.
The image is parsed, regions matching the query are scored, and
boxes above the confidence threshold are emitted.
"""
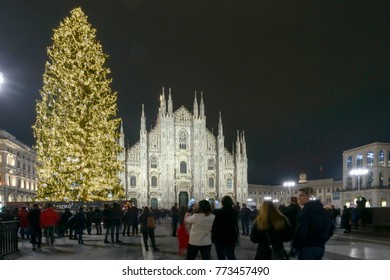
[212,207,239,245]
[293,200,332,250]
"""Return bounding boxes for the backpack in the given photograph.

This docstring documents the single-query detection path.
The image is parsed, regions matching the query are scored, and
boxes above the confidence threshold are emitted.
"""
[147,216,156,229]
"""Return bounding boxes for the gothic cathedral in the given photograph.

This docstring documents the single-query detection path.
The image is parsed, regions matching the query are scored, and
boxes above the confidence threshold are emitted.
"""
[121,88,248,209]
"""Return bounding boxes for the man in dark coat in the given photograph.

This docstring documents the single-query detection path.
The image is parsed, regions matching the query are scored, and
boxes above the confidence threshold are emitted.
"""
[240,204,251,235]
[212,196,239,260]
[293,187,332,260]
[110,202,123,243]
[170,203,179,236]
[27,204,42,250]
[102,204,113,243]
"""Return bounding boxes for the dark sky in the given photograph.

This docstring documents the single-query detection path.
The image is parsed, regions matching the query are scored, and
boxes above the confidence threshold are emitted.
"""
[1,0,389,185]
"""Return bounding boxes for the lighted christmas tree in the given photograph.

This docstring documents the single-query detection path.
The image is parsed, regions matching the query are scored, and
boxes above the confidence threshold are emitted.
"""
[33,7,124,201]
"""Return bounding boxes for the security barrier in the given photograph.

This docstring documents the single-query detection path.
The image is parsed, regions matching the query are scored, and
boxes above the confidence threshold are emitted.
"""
[0,220,19,259]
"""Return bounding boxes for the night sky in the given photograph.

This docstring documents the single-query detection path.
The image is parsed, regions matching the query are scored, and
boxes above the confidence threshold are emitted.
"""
[1,0,389,185]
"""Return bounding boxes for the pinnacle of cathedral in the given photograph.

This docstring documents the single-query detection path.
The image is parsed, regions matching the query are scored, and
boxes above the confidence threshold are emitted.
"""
[200,91,205,118]
[193,91,199,118]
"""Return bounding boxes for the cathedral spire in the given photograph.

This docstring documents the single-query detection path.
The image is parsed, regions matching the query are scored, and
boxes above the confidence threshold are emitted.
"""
[236,130,241,156]
[193,91,199,119]
[119,120,125,149]
[241,131,247,156]
[141,104,146,132]
[218,111,223,136]
[159,87,166,117]
[168,88,173,116]
[200,91,205,118]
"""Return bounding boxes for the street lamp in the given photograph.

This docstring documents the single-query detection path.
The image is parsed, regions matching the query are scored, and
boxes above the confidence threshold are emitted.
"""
[283,181,296,196]
[349,168,369,191]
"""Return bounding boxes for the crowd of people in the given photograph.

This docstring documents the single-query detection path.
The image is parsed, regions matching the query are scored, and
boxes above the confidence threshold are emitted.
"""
[1,187,351,260]
[179,187,336,260]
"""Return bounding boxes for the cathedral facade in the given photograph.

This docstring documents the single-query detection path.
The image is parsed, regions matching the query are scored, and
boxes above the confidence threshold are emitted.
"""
[122,88,248,209]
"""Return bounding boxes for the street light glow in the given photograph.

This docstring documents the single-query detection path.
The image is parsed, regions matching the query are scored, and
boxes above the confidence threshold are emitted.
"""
[349,168,369,191]
[0,72,4,90]
[283,181,296,187]
[349,168,369,176]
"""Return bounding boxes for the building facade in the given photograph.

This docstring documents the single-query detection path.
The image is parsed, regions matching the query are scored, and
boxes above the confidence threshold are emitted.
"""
[248,173,343,209]
[342,142,390,207]
[0,130,37,208]
[124,89,248,209]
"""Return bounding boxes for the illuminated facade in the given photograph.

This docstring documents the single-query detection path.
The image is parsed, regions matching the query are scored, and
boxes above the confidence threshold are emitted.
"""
[123,89,248,209]
[247,143,390,209]
[0,130,37,207]
[248,177,343,209]
[342,142,390,207]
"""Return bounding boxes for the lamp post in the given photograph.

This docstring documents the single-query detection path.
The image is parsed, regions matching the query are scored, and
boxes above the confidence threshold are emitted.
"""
[283,181,296,196]
[349,168,369,191]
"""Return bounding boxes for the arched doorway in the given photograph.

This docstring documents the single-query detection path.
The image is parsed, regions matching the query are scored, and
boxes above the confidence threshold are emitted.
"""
[179,192,189,208]
[150,198,158,209]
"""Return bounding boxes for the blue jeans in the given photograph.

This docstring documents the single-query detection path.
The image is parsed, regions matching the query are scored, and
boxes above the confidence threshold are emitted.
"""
[297,247,325,260]
[215,243,237,260]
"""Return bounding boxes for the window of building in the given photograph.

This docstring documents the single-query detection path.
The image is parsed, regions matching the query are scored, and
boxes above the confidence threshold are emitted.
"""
[347,176,352,190]
[368,171,373,188]
[130,176,136,187]
[7,154,16,166]
[347,156,353,169]
[379,150,384,167]
[227,178,232,189]
[388,152,390,166]
[150,157,157,169]
[327,188,330,193]
[179,131,187,149]
[367,151,374,167]
[151,176,157,187]
[208,159,215,170]
[208,177,214,188]
[379,172,384,187]
[180,161,187,173]
[356,154,363,168]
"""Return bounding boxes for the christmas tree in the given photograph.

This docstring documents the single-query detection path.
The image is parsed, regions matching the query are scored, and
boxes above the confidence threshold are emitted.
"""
[33,7,124,201]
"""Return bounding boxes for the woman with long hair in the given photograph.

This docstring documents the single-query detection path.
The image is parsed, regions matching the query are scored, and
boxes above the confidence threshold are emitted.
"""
[185,200,215,260]
[250,201,293,259]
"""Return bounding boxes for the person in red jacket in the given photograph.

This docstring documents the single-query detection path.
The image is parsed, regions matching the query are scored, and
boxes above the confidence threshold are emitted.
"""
[40,203,60,247]
[18,207,30,239]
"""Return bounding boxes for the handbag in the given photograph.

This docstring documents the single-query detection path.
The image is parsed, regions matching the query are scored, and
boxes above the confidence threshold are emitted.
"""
[265,231,289,260]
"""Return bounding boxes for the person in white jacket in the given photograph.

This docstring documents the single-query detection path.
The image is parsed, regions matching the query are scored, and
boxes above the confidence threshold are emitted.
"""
[185,200,215,260]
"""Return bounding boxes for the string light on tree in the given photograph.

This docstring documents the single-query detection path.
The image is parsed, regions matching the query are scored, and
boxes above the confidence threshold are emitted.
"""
[33,7,124,201]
